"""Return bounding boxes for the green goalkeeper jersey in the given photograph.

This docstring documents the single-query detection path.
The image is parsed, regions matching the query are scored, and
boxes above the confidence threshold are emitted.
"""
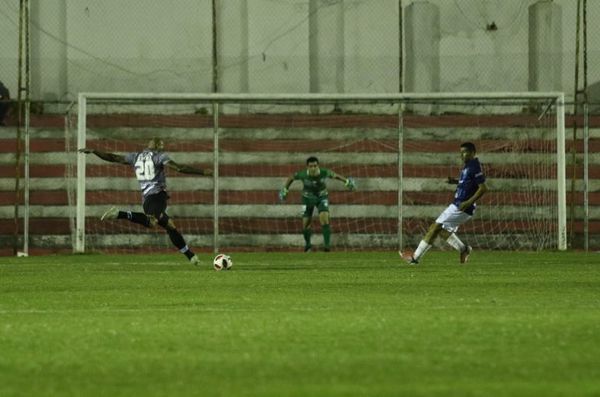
[293,168,334,199]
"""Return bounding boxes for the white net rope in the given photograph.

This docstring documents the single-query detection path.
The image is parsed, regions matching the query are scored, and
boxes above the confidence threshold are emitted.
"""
[401,101,558,251]
[217,104,399,252]
[66,96,560,253]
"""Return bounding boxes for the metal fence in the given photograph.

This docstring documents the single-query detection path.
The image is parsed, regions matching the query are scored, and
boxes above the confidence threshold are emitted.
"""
[0,0,598,254]
[0,0,597,103]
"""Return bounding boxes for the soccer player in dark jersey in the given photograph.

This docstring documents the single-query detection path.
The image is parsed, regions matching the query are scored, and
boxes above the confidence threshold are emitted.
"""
[79,138,212,265]
[279,156,355,252]
[401,142,488,264]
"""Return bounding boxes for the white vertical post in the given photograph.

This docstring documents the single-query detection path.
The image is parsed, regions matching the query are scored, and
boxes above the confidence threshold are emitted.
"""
[75,93,87,253]
[397,104,404,250]
[583,102,589,251]
[64,107,77,251]
[21,0,31,257]
[23,100,30,255]
[556,94,567,251]
[212,102,220,254]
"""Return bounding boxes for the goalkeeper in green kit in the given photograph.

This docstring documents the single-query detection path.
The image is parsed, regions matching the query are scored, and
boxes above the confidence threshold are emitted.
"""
[279,156,356,252]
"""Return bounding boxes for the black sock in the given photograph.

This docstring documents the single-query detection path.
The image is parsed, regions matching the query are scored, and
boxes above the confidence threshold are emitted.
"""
[302,228,312,247]
[118,211,150,227]
[167,228,194,259]
[181,249,194,260]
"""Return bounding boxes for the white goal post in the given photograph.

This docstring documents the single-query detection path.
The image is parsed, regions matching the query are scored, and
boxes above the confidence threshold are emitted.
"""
[74,92,567,253]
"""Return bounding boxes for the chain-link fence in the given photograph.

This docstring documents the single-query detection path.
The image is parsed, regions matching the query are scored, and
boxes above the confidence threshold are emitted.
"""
[0,1,20,106]
[0,0,596,103]
[1,0,599,253]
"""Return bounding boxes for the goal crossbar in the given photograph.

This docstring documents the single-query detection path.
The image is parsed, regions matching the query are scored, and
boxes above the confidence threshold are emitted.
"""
[78,91,565,103]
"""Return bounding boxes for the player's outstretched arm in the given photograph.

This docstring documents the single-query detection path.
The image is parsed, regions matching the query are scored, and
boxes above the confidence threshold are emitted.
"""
[279,176,294,201]
[331,171,356,191]
[78,148,128,164]
[447,177,459,184]
[166,161,213,176]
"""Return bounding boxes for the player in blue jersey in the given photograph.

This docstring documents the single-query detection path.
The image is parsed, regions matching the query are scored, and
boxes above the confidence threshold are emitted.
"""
[279,156,355,252]
[401,142,488,265]
[79,138,212,266]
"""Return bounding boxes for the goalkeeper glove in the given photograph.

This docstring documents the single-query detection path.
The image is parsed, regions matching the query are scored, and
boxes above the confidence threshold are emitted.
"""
[345,177,356,191]
[278,187,289,202]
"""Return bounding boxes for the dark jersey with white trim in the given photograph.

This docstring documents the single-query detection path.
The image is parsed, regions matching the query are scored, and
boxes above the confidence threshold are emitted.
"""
[452,158,485,215]
[125,149,171,200]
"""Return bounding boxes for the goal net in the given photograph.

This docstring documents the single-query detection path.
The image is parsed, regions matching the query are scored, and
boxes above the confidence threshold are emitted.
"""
[66,93,566,254]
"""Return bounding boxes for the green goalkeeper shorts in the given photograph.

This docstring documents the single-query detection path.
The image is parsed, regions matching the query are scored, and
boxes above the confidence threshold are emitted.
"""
[301,195,329,217]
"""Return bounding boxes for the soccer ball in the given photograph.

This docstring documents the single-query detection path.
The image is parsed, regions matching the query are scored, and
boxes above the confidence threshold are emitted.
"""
[213,254,233,271]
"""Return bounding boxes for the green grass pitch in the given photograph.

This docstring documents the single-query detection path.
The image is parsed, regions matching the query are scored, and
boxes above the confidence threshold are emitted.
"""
[1,251,600,397]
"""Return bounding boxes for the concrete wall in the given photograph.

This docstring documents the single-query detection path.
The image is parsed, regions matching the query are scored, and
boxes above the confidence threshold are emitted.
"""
[528,1,562,92]
[0,0,599,102]
[0,0,21,97]
[405,2,439,93]
[62,0,213,97]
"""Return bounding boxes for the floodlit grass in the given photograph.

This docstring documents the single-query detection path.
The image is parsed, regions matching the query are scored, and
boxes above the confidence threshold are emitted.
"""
[1,251,599,397]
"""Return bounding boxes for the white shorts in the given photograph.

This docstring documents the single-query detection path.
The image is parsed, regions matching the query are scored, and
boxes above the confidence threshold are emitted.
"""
[435,204,472,233]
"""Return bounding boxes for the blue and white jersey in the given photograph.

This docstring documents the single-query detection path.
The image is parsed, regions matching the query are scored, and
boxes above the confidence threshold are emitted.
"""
[452,158,486,215]
[125,149,171,200]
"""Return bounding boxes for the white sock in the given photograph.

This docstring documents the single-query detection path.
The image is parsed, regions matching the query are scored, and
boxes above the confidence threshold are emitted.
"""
[446,233,466,252]
[413,240,432,261]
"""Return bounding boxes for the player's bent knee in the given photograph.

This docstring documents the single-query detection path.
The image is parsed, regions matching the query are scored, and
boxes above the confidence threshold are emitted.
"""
[427,223,442,233]
[146,215,158,228]
[423,223,443,243]
[439,229,451,239]
[156,213,174,229]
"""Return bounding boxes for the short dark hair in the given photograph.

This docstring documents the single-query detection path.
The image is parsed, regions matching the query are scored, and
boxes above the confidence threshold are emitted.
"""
[306,156,319,165]
[460,142,476,152]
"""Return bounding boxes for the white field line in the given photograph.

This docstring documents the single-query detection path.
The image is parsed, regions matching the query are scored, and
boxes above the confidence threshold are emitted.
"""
[0,306,336,315]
